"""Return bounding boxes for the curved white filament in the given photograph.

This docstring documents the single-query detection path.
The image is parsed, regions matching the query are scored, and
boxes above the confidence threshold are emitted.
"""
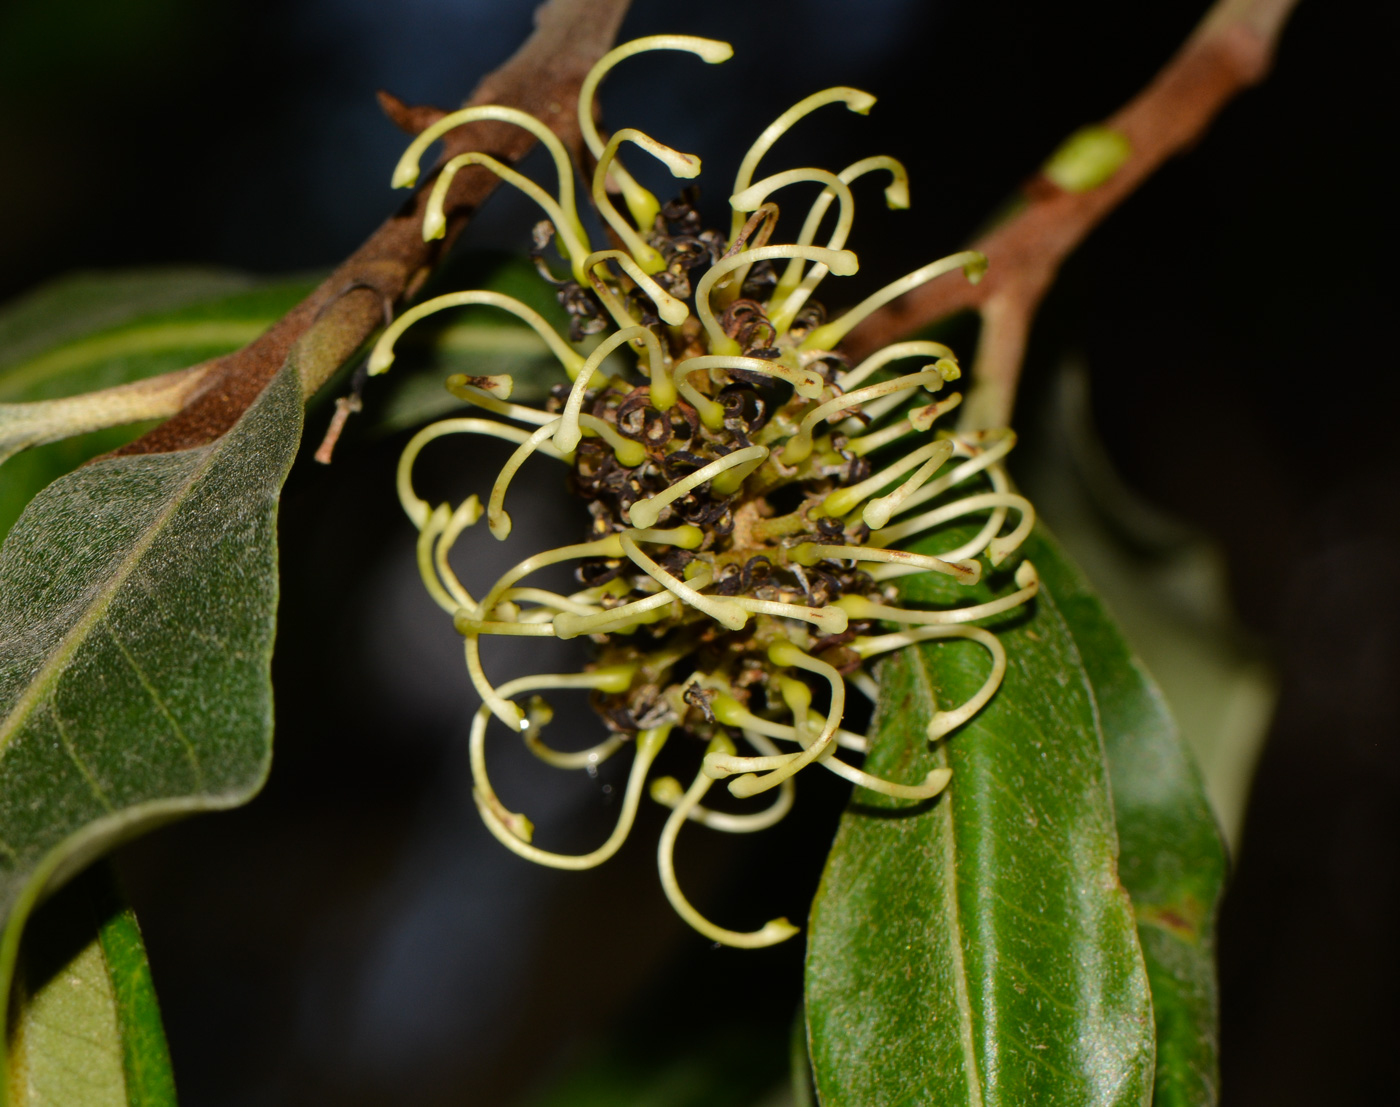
[425,153,591,279]
[391,107,583,248]
[552,564,715,640]
[819,439,954,522]
[929,463,1015,563]
[650,725,796,833]
[711,693,867,753]
[592,129,700,274]
[657,737,800,948]
[672,355,823,430]
[878,429,1018,518]
[729,86,876,240]
[721,644,844,798]
[556,325,660,453]
[726,596,848,634]
[841,564,1039,629]
[791,542,981,586]
[781,368,944,464]
[432,496,485,611]
[839,340,959,392]
[728,168,853,328]
[852,624,1010,740]
[488,420,565,540]
[397,417,543,530]
[627,444,768,529]
[770,155,910,312]
[443,375,557,426]
[575,414,647,468]
[473,715,668,869]
[585,249,689,325]
[872,489,1035,564]
[801,251,988,352]
[620,532,748,631]
[369,290,585,378]
[694,245,857,355]
[577,35,732,228]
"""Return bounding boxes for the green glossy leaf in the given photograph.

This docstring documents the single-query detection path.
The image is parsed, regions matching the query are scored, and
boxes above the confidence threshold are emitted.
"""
[806,526,1154,1107]
[97,890,176,1105]
[1033,530,1226,1107]
[1015,364,1274,850]
[0,269,317,542]
[7,865,174,1106]
[0,360,304,1097]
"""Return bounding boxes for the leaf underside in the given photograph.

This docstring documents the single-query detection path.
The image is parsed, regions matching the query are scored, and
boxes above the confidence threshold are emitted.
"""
[7,864,175,1107]
[0,360,304,1084]
[0,258,576,1094]
[0,270,317,544]
[0,261,1226,1104]
[805,526,1156,1107]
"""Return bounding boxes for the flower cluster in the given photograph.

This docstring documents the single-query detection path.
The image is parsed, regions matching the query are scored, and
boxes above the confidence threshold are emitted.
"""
[368,35,1038,948]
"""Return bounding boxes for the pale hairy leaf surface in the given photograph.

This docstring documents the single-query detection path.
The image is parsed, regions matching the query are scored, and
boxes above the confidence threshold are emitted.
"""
[1033,530,1226,1107]
[8,917,125,1107]
[0,270,316,542]
[7,865,174,1107]
[805,525,1154,1107]
[0,361,303,1095]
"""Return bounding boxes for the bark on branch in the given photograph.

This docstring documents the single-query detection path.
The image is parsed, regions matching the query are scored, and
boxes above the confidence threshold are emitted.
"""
[116,0,632,457]
[104,0,1299,453]
[841,0,1302,429]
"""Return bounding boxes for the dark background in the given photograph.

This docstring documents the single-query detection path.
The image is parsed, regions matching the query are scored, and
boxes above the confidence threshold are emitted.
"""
[3,0,1396,1104]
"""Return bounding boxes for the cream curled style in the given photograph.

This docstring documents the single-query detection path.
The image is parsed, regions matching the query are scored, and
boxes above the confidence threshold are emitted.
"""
[371,35,1040,948]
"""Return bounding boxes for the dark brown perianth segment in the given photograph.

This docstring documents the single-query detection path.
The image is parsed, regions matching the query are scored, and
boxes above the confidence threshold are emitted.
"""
[547,197,885,738]
[382,33,1041,946]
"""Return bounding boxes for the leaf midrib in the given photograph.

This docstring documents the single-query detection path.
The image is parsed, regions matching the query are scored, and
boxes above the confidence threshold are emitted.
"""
[0,437,224,761]
[0,320,271,399]
[907,643,986,1107]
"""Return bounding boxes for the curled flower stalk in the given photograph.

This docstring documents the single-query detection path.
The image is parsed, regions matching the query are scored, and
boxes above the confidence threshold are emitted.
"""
[375,36,1040,948]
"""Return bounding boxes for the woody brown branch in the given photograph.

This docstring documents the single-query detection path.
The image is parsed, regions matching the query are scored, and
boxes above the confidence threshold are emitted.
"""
[844,0,1301,429]
[114,0,633,458]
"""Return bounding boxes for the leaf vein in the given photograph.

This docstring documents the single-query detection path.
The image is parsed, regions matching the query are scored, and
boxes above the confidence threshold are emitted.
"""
[50,708,113,812]
[107,625,203,788]
[999,1032,1083,1084]
[908,643,985,1107]
[0,436,224,759]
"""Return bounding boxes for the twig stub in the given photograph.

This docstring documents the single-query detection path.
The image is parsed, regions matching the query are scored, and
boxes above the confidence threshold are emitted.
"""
[842,0,1302,428]
[113,0,633,459]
